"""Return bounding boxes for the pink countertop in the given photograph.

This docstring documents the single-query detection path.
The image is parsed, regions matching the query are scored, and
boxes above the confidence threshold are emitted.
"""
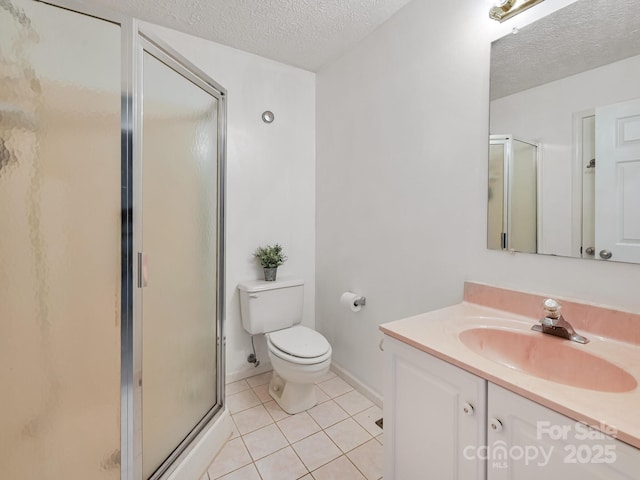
[380,301,640,449]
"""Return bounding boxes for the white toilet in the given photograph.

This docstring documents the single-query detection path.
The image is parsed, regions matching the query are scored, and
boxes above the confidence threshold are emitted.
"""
[238,278,332,414]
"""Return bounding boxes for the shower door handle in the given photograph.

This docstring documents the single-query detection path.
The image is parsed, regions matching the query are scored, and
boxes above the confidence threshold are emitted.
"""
[138,252,148,288]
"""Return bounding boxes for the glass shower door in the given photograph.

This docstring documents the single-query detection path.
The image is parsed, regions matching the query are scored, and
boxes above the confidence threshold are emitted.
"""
[0,1,121,478]
[140,47,222,478]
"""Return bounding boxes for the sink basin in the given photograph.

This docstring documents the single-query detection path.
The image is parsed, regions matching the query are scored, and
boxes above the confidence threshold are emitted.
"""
[459,327,637,393]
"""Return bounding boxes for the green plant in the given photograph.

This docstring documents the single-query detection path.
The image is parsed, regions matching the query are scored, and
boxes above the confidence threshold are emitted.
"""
[253,243,287,268]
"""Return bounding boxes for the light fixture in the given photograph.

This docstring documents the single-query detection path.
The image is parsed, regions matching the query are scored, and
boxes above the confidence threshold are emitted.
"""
[489,0,545,22]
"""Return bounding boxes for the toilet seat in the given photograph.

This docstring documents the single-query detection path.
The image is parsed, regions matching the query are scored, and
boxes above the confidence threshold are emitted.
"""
[267,326,331,365]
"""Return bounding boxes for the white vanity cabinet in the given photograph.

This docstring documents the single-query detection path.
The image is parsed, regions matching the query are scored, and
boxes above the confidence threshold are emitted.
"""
[383,336,487,480]
[384,335,640,480]
[488,383,640,480]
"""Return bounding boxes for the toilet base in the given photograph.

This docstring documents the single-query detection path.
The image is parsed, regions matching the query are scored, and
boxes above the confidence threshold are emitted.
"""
[268,371,318,414]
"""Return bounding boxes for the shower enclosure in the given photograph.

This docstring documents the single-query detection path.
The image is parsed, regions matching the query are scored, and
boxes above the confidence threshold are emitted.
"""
[488,135,538,254]
[0,1,226,479]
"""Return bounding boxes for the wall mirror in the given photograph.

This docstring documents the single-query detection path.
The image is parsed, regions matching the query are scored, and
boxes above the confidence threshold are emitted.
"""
[488,0,640,264]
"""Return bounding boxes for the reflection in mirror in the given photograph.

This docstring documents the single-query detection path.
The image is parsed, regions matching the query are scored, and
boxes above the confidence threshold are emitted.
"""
[488,135,538,253]
[488,0,640,264]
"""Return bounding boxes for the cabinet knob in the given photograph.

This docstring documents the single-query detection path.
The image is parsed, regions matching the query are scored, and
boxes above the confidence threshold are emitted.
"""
[462,402,474,416]
[599,249,612,260]
[489,418,503,433]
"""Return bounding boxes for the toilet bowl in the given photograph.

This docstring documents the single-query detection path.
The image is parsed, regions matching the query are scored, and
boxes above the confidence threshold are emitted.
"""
[238,278,333,414]
[266,325,332,414]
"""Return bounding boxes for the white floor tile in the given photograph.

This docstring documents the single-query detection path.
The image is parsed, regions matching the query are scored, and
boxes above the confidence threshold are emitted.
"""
[292,431,341,471]
[246,371,273,388]
[311,455,366,480]
[254,446,308,480]
[307,399,349,429]
[353,405,383,437]
[232,404,273,435]
[334,390,374,416]
[229,421,240,440]
[216,463,261,480]
[252,383,272,403]
[315,385,331,404]
[317,376,353,398]
[277,411,321,444]
[242,424,289,461]
[314,370,337,384]
[207,437,251,479]
[227,389,261,414]
[347,438,384,480]
[264,400,290,422]
[226,379,250,396]
[324,418,372,453]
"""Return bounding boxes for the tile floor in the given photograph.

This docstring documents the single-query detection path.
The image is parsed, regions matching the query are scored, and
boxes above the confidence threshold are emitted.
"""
[202,370,383,480]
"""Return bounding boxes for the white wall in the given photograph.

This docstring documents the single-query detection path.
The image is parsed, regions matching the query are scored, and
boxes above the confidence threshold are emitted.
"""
[491,54,640,256]
[144,23,316,379]
[316,0,640,397]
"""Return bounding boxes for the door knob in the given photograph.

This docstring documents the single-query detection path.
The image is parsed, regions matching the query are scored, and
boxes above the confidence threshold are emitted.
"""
[462,402,474,416]
[585,247,595,256]
[599,249,612,260]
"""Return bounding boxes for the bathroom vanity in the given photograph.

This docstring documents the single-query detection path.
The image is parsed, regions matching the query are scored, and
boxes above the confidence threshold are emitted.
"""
[380,283,640,480]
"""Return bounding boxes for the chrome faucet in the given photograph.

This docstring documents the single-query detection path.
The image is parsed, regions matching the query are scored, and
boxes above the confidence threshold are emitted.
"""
[531,298,589,344]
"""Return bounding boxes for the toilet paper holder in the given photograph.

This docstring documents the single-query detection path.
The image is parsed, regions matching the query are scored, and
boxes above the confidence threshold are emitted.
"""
[353,296,366,307]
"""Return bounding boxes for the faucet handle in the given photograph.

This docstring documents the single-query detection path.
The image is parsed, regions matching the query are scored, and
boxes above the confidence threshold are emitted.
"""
[543,298,562,319]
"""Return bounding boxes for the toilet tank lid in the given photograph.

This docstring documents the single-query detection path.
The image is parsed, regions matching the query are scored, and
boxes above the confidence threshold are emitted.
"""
[238,277,304,293]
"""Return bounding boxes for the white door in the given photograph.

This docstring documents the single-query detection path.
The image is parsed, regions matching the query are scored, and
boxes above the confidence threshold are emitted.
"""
[595,98,640,263]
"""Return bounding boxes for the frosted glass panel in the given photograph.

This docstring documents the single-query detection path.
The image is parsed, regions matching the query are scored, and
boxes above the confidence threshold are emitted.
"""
[0,1,121,479]
[142,52,219,478]
[510,140,537,253]
[488,144,505,250]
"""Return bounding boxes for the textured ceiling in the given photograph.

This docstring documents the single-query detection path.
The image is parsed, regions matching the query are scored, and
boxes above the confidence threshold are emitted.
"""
[491,0,640,100]
[78,0,413,71]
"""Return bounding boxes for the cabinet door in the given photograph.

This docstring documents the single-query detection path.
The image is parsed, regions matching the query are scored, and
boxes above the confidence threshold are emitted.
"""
[488,383,639,479]
[384,336,487,480]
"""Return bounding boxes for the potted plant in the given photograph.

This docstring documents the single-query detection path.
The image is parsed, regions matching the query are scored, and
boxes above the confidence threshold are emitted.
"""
[253,243,287,281]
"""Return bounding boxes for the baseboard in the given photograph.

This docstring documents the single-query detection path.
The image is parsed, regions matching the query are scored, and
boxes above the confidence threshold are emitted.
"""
[226,360,273,384]
[330,361,383,407]
[163,409,232,480]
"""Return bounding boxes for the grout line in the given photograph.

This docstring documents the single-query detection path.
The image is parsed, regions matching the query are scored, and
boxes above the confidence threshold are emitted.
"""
[287,436,312,477]
[344,453,369,480]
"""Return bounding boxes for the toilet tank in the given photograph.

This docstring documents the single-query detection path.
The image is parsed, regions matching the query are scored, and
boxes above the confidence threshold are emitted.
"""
[238,278,304,334]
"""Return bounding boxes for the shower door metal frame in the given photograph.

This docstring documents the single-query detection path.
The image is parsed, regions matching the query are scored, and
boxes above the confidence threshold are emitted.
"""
[32,2,227,479]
